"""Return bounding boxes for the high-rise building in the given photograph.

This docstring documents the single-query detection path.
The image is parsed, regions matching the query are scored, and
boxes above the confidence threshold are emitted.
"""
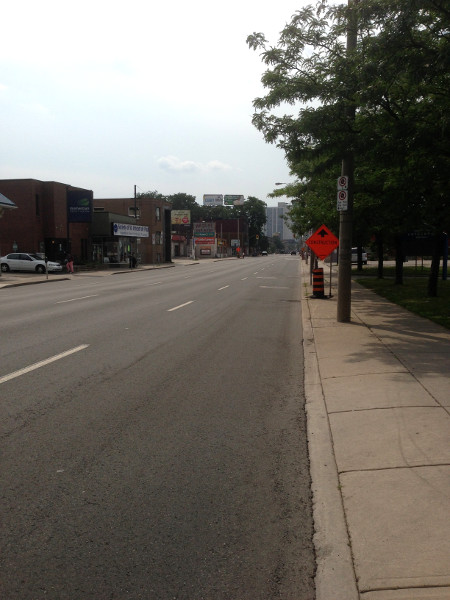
[264,202,294,241]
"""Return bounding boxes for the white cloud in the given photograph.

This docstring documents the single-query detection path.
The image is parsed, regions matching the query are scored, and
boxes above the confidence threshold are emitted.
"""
[157,156,232,174]
[207,160,233,172]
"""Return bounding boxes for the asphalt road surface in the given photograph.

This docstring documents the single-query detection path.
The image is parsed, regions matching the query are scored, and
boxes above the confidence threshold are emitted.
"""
[0,256,315,599]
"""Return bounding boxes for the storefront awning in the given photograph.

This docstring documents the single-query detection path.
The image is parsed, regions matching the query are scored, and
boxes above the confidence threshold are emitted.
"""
[0,193,18,209]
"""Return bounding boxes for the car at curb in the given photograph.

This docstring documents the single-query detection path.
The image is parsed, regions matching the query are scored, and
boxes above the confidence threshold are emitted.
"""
[1,253,63,273]
[351,248,368,265]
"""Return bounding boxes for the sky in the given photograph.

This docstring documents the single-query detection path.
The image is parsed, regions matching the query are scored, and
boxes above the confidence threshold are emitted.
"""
[0,1,313,207]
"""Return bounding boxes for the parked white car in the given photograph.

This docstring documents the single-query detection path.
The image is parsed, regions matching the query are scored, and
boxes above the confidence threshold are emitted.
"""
[1,253,63,273]
[351,248,368,265]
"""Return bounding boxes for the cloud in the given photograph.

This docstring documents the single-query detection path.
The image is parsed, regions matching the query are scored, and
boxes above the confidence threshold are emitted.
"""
[157,155,232,174]
[206,160,233,172]
[157,156,200,173]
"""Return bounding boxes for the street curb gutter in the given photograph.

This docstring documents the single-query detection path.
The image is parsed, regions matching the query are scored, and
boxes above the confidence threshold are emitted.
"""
[0,277,72,288]
[302,284,359,600]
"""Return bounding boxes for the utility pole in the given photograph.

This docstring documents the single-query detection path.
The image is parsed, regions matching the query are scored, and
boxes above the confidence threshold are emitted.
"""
[337,0,358,322]
[134,185,138,261]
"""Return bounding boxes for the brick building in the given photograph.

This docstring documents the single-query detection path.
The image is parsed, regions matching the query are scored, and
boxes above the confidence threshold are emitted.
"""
[93,197,172,264]
[0,179,92,263]
[0,180,173,266]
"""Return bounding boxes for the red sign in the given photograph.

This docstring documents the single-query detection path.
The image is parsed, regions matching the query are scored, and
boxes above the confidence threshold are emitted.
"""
[306,224,339,260]
[195,237,215,245]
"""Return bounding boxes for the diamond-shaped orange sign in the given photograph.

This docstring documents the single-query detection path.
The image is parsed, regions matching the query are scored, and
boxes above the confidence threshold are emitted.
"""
[306,224,339,260]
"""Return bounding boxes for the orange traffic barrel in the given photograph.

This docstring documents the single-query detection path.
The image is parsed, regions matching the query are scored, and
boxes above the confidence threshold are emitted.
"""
[312,268,325,298]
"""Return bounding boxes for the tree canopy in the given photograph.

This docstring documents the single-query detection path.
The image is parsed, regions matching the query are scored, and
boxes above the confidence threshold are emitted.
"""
[247,0,450,250]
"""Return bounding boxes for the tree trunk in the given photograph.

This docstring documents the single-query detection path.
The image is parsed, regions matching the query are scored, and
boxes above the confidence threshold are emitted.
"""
[395,235,404,285]
[356,245,363,271]
[377,235,384,279]
[427,235,441,297]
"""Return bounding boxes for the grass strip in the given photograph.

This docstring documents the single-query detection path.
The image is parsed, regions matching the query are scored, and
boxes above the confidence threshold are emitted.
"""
[355,275,450,330]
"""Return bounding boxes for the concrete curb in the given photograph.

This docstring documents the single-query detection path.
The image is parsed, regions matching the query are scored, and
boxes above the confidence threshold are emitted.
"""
[0,263,177,288]
[301,263,359,599]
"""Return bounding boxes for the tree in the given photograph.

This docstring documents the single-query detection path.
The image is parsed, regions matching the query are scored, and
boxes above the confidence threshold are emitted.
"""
[167,193,204,222]
[240,196,267,249]
[136,190,168,201]
[248,0,450,292]
[167,193,197,209]
[271,234,285,253]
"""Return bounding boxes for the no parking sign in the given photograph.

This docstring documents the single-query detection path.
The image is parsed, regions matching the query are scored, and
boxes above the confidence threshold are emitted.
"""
[337,176,349,211]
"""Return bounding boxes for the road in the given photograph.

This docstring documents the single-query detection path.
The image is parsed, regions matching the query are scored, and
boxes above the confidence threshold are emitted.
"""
[0,256,315,599]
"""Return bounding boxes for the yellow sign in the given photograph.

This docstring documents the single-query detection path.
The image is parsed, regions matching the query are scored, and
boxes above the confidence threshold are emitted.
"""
[171,210,191,225]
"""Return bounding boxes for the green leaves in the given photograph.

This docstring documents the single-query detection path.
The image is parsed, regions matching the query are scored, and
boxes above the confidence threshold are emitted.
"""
[247,0,450,241]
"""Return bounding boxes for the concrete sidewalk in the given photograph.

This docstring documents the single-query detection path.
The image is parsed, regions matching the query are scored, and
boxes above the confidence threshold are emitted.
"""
[301,260,450,600]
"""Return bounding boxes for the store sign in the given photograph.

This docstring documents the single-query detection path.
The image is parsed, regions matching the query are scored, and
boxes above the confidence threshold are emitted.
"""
[203,194,223,206]
[224,195,245,206]
[194,222,215,237]
[194,237,215,245]
[113,223,149,238]
[67,190,92,223]
[171,210,191,225]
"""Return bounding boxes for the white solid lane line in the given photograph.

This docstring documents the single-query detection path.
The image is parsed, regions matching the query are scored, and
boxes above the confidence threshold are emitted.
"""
[217,285,230,291]
[0,345,90,385]
[167,301,194,312]
[56,295,98,304]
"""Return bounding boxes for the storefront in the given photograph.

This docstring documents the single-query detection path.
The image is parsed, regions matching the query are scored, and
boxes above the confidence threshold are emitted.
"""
[91,212,149,265]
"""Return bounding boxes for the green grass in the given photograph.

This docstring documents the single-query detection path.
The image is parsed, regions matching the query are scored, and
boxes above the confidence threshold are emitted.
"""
[353,265,432,278]
[354,271,450,330]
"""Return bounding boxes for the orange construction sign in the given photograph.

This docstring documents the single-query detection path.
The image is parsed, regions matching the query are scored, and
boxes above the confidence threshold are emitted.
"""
[306,224,339,260]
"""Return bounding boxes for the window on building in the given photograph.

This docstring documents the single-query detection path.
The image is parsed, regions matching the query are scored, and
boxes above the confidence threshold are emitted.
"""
[129,206,140,219]
[155,231,161,244]
[155,206,160,221]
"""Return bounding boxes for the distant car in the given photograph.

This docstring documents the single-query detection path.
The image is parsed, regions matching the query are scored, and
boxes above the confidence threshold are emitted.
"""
[351,248,368,265]
[291,250,297,255]
[261,251,268,256]
[0,253,63,273]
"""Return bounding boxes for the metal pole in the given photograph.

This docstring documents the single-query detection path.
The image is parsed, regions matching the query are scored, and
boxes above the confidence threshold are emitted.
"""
[329,256,332,297]
[337,0,358,322]
[134,185,137,263]
[443,233,448,281]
